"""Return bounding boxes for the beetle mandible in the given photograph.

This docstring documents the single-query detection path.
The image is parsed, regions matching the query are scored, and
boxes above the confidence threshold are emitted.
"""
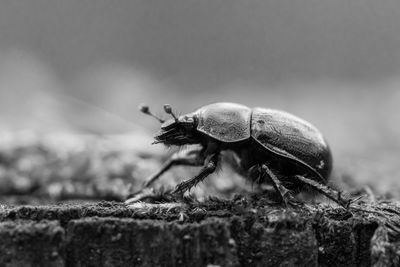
[126,102,348,207]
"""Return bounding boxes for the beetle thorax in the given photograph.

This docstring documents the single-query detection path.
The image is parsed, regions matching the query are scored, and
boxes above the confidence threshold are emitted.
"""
[196,103,252,143]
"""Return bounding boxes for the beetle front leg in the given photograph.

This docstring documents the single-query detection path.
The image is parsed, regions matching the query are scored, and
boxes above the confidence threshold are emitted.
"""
[143,148,206,188]
[125,147,206,204]
[172,153,219,195]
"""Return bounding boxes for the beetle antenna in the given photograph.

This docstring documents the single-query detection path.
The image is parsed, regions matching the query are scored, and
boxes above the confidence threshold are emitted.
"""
[163,104,179,122]
[139,103,165,123]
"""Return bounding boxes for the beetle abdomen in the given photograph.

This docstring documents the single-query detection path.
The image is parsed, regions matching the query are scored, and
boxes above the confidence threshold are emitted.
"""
[196,103,252,143]
[251,108,332,181]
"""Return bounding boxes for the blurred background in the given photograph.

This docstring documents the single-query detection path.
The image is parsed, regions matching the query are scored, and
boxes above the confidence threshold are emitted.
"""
[0,0,399,201]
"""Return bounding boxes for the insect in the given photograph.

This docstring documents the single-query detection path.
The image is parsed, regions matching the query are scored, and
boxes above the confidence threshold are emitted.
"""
[125,102,349,207]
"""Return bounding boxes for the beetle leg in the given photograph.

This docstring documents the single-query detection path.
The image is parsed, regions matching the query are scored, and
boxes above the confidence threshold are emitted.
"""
[172,153,219,195]
[294,175,350,208]
[125,147,205,204]
[144,148,205,188]
[261,164,300,206]
[247,165,263,186]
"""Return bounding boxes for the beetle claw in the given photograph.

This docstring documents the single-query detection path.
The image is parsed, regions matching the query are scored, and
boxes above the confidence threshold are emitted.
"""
[124,187,156,204]
[281,191,303,208]
[336,191,354,209]
[172,183,189,196]
[124,187,176,204]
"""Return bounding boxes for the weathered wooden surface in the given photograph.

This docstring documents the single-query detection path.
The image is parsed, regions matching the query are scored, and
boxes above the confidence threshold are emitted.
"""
[0,220,65,267]
[0,199,399,267]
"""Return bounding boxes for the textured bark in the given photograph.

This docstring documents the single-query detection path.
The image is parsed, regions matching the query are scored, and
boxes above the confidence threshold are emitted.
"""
[0,220,65,267]
[0,200,399,267]
[66,217,238,267]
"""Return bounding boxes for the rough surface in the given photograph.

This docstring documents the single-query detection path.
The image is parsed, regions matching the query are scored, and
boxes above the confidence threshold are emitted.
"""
[371,226,400,267]
[0,220,65,267]
[66,217,238,267]
[230,214,318,266]
[0,200,399,267]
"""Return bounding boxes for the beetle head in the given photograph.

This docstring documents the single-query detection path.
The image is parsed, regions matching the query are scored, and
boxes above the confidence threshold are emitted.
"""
[155,107,199,145]
[139,103,199,145]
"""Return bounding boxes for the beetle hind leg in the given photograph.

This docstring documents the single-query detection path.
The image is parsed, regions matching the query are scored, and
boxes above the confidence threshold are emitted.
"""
[261,164,301,207]
[294,175,350,208]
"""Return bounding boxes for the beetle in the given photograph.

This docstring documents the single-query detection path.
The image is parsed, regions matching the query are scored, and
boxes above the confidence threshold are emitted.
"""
[125,102,349,207]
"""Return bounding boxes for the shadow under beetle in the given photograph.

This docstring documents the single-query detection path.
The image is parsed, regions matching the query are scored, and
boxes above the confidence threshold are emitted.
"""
[125,102,349,207]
